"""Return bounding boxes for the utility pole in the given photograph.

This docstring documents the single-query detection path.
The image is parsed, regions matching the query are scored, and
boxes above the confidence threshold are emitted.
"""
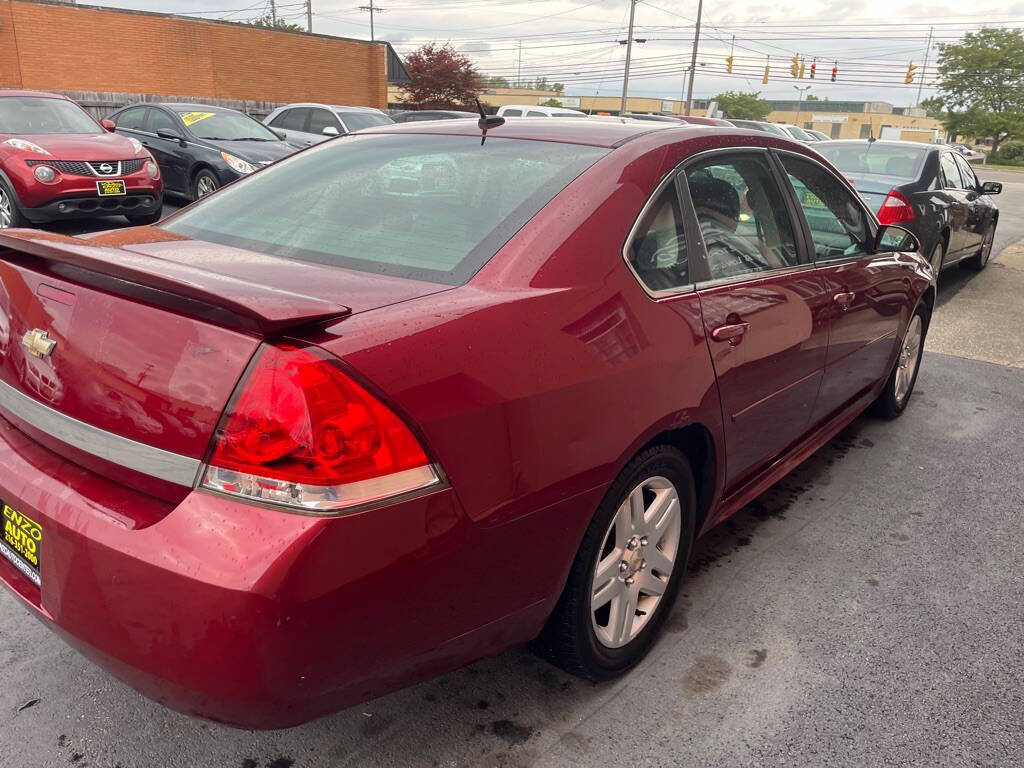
[358,0,385,41]
[684,0,703,115]
[793,84,811,125]
[620,0,638,115]
[915,26,933,107]
[306,0,312,33]
[269,0,276,23]
[517,40,523,87]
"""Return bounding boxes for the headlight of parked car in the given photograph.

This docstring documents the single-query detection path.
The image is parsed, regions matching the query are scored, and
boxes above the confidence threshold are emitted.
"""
[4,138,50,155]
[127,137,145,154]
[32,165,57,183]
[221,152,257,175]
[145,161,160,180]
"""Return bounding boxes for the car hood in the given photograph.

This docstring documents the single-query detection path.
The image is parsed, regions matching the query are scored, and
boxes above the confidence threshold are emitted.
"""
[4,132,144,160]
[202,138,295,164]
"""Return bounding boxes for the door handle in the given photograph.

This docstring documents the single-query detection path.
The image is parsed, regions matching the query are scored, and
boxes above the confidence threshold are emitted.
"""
[833,291,856,310]
[711,322,750,346]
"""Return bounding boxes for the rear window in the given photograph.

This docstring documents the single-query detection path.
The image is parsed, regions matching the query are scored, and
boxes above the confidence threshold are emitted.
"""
[162,134,608,285]
[818,144,926,179]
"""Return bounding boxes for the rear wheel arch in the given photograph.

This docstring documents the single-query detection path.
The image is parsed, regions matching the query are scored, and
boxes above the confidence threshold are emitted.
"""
[641,423,716,533]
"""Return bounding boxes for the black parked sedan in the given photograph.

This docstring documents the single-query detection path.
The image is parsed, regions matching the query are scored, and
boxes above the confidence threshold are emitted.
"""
[817,140,1001,273]
[107,103,296,201]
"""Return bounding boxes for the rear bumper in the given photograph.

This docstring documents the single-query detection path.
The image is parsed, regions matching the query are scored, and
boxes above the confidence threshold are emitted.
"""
[0,413,539,728]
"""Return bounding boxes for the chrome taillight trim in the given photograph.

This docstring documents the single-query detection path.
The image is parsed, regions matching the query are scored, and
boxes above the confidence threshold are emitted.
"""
[0,378,201,487]
[198,463,445,516]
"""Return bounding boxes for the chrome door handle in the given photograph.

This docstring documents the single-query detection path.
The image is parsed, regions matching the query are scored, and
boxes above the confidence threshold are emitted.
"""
[833,291,856,310]
[711,322,750,346]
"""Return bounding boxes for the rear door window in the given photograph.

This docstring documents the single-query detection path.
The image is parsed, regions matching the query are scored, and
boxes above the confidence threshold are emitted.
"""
[115,107,147,131]
[627,184,689,292]
[273,108,309,132]
[502,109,522,116]
[953,153,979,190]
[939,152,966,189]
[163,134,608,285]
[685,154,799,281]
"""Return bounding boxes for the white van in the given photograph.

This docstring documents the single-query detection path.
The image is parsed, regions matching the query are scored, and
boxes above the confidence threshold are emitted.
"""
[496,104,587,118]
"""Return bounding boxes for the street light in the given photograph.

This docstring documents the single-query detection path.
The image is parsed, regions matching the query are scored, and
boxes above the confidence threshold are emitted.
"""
[793,84,811,127]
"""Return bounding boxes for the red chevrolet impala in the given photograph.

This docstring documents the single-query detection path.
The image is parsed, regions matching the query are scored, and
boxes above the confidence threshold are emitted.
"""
[0,118,933,727]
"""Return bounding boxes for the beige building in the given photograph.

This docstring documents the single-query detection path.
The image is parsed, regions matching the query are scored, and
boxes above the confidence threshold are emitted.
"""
[387,86,944,141]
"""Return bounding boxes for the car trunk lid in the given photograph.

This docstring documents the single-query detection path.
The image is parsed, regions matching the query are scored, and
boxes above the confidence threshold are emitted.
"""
[0,229,449,502]
[845,174,914,213]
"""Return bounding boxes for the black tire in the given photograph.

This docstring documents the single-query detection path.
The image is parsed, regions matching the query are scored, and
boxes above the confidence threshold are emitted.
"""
[126,208,162,226]
[965,221,996,271]
[192,169,219,201]
[0,179,30,229]
[535,445,696,680]
[929,237,947,277]
[872,303,929,419]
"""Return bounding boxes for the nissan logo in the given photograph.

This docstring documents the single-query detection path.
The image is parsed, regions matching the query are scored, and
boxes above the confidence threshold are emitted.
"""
[99,163,113,174]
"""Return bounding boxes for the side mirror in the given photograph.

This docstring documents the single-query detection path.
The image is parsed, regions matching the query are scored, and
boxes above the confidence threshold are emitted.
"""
[156,128,184,144]
[272,129,287,141]
[981,181,1002,195]
[322,126,340,137]
[100,118,116,132]
[874,224,920,254]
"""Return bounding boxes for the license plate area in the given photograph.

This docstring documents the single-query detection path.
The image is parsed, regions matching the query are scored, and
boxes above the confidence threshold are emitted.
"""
[1,502,41,587]
[96,180,126,196]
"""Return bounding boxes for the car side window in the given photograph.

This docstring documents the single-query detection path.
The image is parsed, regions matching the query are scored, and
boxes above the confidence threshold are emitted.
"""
[939,152,965,189]
[503,109,522,117]
[780,155,871,262]
[685,154,798,281]
[953,153,979,190]
[526,111,546,117]
[627,182,689,292]
[309,108,341,134]
[146,108,179,135]
[114,107,146,131]
[274,108,308,132]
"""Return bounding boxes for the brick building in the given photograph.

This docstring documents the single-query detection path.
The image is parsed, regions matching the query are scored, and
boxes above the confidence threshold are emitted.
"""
[0,0,409,113]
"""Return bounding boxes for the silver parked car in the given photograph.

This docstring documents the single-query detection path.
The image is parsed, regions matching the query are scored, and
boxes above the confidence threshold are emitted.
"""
[263,103,393,148]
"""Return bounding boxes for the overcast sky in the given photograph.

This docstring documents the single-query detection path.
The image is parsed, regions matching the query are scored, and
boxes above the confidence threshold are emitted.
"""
[102,0,1024,107]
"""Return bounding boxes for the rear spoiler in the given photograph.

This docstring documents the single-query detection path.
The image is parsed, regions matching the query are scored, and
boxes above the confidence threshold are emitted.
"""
[0,231,351,335]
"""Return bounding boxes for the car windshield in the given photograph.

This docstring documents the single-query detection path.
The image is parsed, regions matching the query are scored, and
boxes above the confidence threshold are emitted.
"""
[785,125,815,141]
[0,96,100,135]
[162,134,608,285]
[818,144,927,178]
[337,112,394,131]
[175,109,279,141]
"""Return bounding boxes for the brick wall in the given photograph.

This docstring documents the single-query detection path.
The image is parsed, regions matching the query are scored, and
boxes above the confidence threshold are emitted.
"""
[0,0,387,108]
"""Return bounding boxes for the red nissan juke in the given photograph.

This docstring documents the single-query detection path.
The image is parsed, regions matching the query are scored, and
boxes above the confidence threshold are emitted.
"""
[0,91,163,228]
[0,117,934,727]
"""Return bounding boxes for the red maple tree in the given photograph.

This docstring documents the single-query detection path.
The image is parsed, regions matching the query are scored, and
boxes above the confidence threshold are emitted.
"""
[401,43,482,110]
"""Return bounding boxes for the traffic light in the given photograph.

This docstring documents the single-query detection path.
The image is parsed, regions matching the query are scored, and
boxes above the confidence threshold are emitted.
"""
[762,62,770,83]
[831,63,838,82]
[790,54,800,77]
[810,60,817,79]
[905,61,917,84]
[798,59,806,79]
[726,55,734,74]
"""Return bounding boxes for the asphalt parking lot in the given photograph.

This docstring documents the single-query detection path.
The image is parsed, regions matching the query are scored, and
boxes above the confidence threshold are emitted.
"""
[1,173,1023,767]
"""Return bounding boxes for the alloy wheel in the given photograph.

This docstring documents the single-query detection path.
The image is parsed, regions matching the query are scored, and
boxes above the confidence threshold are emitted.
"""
[591,476,682,649]
[196,176,218,198]
[0,188,12,229]
[980,229,994,266]
[894,314,923,405]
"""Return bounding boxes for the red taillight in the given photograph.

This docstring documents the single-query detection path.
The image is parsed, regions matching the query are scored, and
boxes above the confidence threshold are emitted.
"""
[200,344,440,513]
[877,189,915,225]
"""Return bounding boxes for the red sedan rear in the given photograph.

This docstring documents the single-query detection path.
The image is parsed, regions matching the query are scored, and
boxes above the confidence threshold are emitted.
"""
[0,119,933,727]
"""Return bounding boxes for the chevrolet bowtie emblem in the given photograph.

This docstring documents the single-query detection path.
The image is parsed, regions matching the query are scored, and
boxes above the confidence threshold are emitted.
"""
[21,329,56,358]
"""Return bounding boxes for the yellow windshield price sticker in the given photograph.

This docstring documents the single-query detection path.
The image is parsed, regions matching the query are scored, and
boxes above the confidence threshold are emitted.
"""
[180,111,216,127]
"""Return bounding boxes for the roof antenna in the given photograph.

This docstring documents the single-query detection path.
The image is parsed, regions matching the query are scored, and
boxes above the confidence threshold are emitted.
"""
[476,98,504,145]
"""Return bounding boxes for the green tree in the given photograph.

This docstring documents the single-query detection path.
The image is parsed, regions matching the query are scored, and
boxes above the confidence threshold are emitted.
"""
[806,94,820,102]
[481,74,510,88]
[540,98,563,107]
[250,14,304,32]
[714,91,771,121]
[534,77,550,91]
[935,27,1024,154]
[552,82,565,94]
